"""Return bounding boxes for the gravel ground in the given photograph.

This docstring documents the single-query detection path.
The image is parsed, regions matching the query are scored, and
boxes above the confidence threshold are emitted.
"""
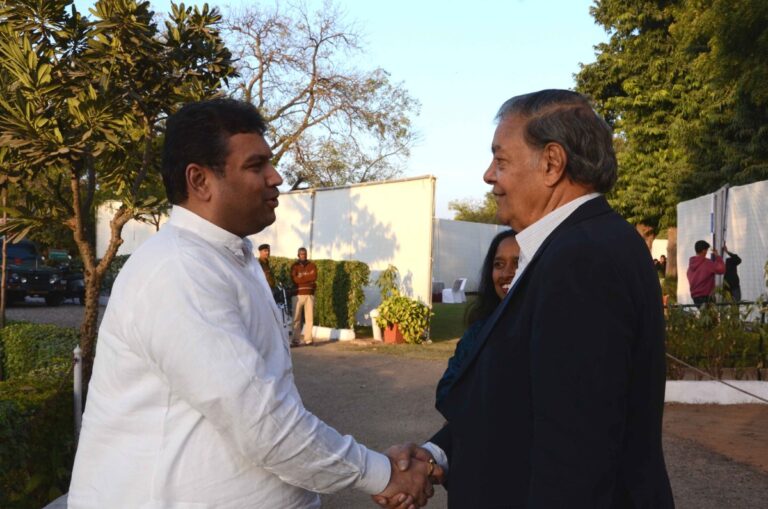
[17,304,768,508]
[4,297,106,329]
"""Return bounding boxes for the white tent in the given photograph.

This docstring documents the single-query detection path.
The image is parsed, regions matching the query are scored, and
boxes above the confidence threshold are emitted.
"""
[676,180,768,304]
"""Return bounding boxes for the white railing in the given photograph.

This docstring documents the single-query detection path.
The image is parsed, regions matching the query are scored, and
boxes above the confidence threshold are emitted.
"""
[73,345,83,441]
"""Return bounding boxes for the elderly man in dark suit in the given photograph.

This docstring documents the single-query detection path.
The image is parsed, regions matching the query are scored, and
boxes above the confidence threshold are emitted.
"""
[379,90,674,509]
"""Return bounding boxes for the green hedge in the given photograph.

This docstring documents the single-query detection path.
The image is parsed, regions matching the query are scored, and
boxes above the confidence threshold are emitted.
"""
[666,304,767,379]
[0,323,77,509]
[270,257,370,329]
[101,254,371,329]
[1,323,79,381]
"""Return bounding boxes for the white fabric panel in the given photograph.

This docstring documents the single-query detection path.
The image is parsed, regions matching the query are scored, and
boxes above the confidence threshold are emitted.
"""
[726,181,768,302]
[96,201,168,258]
[250,191,313,258]
[309,178,435,321]
[676,193,714,304]
[651,239,668,261]
[432,219,509,293]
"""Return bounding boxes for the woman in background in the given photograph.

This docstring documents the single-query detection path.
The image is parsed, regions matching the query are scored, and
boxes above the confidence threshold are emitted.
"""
[436,230,519,406]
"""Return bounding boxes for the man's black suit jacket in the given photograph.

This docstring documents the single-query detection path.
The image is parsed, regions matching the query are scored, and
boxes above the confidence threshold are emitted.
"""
[432,197,674,508]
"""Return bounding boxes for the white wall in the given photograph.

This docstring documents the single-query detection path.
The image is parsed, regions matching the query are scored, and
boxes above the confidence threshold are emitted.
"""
[676,180,768,304]
[726,181,768,302]
[432,219,509,293]
[651,239,668,261]
[251,176,437,322]
[96,201,168,258]
[247,191,313,258]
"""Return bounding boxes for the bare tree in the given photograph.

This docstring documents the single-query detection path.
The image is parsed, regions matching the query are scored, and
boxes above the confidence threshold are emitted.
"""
[225,1,419,189]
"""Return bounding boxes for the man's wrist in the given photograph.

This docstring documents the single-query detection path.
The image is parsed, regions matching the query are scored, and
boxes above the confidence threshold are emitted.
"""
[421,442,449,472]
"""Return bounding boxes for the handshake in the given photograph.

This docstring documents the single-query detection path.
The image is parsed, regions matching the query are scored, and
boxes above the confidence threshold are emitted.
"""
[372,443,445,509]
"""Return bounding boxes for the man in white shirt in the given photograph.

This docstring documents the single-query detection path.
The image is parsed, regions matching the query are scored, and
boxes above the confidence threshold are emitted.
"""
[68,99,437,509]
[384,90,673,508]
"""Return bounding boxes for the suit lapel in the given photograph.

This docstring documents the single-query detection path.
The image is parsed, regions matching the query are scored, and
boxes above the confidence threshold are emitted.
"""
[441,197,614,401]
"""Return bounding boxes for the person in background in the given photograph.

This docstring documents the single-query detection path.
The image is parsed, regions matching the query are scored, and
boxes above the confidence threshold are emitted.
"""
[655,254,667,278]
[291,247,317,346]
[258,243,276,289]
[723,244,742,302]
[687,240,725,306]
[435,230,518,406]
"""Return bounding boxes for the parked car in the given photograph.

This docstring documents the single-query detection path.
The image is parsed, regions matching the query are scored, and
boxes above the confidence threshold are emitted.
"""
[46,248,86,304]
[2,238,68,306]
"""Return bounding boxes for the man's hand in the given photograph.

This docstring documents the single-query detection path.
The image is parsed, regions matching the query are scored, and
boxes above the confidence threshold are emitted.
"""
[371,443,445,508]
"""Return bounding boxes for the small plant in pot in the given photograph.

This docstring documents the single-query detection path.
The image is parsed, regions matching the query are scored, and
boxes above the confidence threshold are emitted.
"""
[375,293,431,344]
[374,266,431,344]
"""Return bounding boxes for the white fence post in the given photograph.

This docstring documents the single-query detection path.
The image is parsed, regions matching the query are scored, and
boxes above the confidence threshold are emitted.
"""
[73,345,83,441]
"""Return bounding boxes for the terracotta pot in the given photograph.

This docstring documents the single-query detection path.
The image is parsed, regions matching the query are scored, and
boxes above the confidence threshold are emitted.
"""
[383,324,405,344]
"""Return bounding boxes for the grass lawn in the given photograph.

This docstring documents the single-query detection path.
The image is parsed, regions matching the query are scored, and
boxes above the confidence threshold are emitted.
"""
[341,297,473,361]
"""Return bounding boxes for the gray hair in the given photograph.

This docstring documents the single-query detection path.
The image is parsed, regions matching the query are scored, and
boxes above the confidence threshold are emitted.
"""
[496,89,617,193]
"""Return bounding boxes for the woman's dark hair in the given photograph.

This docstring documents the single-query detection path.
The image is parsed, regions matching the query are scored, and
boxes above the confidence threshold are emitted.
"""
[161,98,267,204]
[465,229,516,326]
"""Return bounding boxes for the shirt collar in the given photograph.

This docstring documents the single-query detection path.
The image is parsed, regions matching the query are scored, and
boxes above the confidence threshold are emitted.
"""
[511,192,601,286]
[168,206,253,262]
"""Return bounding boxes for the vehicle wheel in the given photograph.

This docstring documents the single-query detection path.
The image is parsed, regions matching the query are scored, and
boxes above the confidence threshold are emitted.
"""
[45,294,64,307]
[76,292,85,305]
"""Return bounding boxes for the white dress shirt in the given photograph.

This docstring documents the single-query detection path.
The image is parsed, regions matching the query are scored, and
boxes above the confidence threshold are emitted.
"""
[69,206,390,509]
[423,193,601,471]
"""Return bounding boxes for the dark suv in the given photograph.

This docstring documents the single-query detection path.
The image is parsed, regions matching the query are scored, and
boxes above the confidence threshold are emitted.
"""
[2,239,67,306]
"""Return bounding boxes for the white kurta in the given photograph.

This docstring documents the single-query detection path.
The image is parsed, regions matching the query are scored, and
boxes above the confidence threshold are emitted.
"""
[68,206,390,508]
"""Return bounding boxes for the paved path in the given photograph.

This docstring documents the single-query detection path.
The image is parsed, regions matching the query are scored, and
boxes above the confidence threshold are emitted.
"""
[292,343,768,509]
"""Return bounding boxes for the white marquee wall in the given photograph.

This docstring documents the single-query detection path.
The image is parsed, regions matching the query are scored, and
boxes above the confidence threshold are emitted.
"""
[97,175,519,325]
[432,219,509,293]
[676,180,768,304]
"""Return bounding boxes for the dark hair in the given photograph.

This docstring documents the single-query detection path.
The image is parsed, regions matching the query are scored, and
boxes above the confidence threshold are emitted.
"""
[258,243,270,251]
[694,240,710,253]
[496,89,617,193]
[161,98,267,204]
[298,247,307,253]
[466,229,517,326]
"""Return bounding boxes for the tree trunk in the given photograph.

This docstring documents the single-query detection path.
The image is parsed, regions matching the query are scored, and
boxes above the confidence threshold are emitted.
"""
[79,270,103,387]
[666,227,678,279]
[635,223,656,251]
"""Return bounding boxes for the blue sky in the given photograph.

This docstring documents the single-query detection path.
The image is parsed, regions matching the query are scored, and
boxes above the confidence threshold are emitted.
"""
[75,0,608,218]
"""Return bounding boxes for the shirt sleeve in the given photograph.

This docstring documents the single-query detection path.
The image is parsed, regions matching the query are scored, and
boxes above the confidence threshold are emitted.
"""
[130,250,391,495]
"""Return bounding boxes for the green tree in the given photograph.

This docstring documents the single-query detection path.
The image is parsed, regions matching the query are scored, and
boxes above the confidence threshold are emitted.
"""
[673,0,768,198]
[576,0,687,239]
[577,0,768,239]
[448,191,499,224]
[225,1,419,189]
[0,0,234,384]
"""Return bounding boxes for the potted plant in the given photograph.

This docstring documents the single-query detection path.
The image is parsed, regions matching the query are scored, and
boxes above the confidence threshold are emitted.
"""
[375,293,431,344]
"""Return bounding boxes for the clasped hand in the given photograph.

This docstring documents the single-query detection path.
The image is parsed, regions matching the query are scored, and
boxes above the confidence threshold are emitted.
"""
[372,443,445,509]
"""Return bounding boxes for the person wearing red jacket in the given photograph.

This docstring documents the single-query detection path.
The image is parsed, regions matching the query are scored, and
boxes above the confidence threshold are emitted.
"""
[686,240,725,306]
[291,247,317,346]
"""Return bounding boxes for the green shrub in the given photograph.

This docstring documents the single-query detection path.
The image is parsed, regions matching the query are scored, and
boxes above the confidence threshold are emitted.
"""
[0,323,79,380]
[665,303,766,379]
[375,294,432,344]
[102,253,371,329]
[0,323,78,507]
[271,256,370,329]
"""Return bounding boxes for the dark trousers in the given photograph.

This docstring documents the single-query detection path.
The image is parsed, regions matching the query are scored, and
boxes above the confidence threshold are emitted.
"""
[692,295,714,307]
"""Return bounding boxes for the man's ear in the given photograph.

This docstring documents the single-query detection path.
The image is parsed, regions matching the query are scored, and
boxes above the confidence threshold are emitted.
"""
[541,142,567,187]
[186,163,214,202]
